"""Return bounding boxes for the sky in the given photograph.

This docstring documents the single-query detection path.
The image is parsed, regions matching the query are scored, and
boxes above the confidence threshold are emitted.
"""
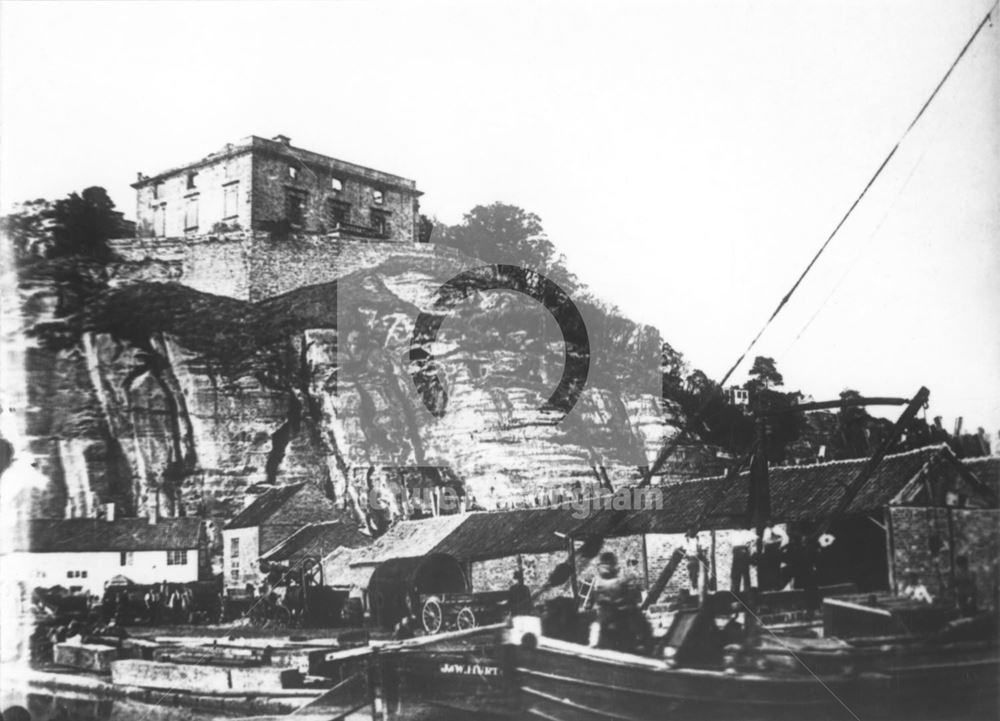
[1,0,998,436]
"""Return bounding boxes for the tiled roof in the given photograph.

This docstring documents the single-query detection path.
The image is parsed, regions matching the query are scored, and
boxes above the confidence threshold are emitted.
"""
[363,514,468,565]
[17,518,203,553]
[259,521,370,565]
[430,507,582,562]
[224,483,307,529]
[322,546,376,589]
[963,454,1000,493]
[572,444,956,537]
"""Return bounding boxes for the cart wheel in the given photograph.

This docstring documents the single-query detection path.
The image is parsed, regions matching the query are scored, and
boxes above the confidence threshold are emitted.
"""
[456,606,477,630]
[422,597,443,634]
[301,557,323,587]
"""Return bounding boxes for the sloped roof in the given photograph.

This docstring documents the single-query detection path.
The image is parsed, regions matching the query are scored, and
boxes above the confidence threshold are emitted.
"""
[572,444,956,537]
[362,514,468,565]
[323,546,378,589]
[963,454,1000,493]
[259,521,370,565]
[17,518,203,553]
[430,507,582,562]
[224,483,308,529]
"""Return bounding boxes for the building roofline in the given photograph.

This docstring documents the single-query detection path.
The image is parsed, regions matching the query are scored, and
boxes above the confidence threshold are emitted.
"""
[132,136,422,196]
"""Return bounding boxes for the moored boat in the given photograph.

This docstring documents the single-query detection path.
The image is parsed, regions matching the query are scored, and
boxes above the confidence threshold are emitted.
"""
[504,615,1000,721]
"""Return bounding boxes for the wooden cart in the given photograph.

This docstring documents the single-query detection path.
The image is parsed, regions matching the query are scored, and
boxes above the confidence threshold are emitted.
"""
[419,590,511,634]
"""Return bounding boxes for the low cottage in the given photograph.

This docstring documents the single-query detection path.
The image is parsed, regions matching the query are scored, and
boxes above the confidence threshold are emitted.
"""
[3,517,208,595]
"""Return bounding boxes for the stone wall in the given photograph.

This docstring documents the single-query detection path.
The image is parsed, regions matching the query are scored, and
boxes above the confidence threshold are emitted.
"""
[469,531,751,603]
[890,506,999,606]
[252,153,417,242]
[135,152,253,238]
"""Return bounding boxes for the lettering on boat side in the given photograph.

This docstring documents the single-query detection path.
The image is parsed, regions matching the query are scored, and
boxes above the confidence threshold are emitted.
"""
[438,662,503,676]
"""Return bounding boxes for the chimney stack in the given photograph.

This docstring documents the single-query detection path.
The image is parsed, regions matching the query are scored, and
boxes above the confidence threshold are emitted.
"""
[273,134,291,146]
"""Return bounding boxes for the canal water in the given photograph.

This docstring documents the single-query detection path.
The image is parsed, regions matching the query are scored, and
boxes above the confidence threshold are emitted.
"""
[1,689,246,721]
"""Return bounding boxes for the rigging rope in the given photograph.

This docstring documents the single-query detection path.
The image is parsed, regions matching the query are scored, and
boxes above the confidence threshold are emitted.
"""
[641,5,997,484]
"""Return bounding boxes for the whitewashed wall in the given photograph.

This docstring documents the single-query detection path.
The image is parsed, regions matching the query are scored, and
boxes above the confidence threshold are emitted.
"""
[3,549,198,595]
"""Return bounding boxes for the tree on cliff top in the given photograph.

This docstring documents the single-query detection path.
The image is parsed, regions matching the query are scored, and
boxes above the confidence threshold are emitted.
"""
[2,186,124,264]
[435,202,577,289]
[2,187,127,349]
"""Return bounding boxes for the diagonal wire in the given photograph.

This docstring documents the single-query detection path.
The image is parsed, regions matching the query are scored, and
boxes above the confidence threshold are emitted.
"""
[641,4,997,485]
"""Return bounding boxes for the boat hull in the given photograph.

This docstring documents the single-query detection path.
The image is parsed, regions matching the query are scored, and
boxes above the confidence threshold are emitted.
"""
[513,635,1000,721]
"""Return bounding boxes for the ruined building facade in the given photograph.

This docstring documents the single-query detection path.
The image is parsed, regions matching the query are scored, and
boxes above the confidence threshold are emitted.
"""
[132,135,422,243]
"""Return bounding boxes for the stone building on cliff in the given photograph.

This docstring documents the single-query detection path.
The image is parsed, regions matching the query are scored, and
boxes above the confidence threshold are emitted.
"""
[131,135,423,243]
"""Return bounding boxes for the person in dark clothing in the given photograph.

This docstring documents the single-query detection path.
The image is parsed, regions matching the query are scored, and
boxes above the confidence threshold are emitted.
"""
[757,532,782,591]
[508,570,532,616]
[592,552,650,654]
[731,538,753,594]
[685,537,702,591]
[392,614,417,640]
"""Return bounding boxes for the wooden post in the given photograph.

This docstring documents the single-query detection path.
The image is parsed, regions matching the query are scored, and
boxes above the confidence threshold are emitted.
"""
[641,534,650,589]
[710,530,717,592]
[569,539,579,605]
[946,507,957,603]
[884,509,897,593]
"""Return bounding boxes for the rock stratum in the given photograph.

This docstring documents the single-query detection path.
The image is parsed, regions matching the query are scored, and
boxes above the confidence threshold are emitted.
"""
[2,237,695,521]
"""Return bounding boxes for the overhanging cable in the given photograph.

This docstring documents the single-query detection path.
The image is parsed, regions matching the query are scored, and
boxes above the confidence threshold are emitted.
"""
[642,5,997,484]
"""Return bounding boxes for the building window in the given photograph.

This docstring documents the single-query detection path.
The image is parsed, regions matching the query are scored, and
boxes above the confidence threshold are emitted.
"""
[184,197,199,231]
[152,182,162,200]
[153,204,167,237]
[186,171,198,190]
[223,183,239,219]
[286,188,308,227]
[288,166,299,180]
[331,177,343,192]
[372,189,384,204]
[66,570,87,579]
[370,209,389,236]
[167,549,188,566]
[120,551,134,566]
[327,199,350,228]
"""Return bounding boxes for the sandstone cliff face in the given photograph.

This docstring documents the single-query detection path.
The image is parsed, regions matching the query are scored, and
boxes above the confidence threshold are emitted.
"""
[6,237,686,520]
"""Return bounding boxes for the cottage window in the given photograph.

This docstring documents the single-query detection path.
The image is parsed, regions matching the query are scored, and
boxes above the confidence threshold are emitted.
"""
[167,549,188,566]
[152,182,162,200]
[372,189,384,204]
[288,166,298,180]
[184,197,199,232]
[120,551,134,566]
[370,209,389,236]
[186,171,198,190]
[327,199,350,228]
[286,189,308,227]
[223,183,239,219]
[331,177,343,192]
